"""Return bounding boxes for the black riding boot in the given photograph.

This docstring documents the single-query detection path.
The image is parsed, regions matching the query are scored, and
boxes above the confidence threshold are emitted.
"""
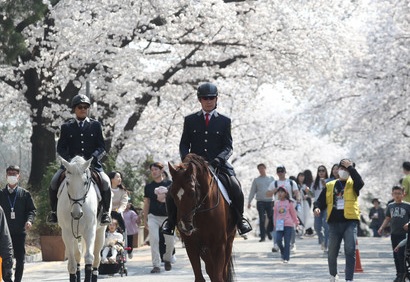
[100,189,112,225]
[221,174,253,235]
[162,194,177,235]
[47,188,58,224]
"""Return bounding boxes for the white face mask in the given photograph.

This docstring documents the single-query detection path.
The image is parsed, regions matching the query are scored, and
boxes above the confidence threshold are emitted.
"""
[338,169,350,180]
[6,175,18,186]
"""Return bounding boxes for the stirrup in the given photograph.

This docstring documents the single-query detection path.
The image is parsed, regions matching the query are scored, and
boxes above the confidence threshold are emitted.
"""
[237,218,252,235]
[47,212,58,224]
[100,212,111,226]
[161,219,175,236]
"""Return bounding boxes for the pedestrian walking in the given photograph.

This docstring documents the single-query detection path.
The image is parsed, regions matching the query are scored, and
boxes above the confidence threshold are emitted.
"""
[369,198,384,237]
[0,205,13,282]
[266,165,300,252]
[378,186,410,282]
[402,162,410,203]
[108,171,128,232]
[0,165,36,282]
[295,172,314,237]
[313,159,364,282]
[123,202,140,259]
[247,163,275,242]
[143,162,175,273]
[274,187,299,263]
[312,165,330,252]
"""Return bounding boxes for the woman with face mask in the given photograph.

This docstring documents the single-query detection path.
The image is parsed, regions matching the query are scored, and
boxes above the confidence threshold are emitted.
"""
[313,159,364,282]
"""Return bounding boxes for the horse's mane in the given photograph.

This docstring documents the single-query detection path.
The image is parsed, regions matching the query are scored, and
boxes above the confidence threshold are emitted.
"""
[182,154,208,176]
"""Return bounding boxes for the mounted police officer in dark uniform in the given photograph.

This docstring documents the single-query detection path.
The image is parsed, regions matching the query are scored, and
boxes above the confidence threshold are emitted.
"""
[47,94,112,225]
[162,82,252,236]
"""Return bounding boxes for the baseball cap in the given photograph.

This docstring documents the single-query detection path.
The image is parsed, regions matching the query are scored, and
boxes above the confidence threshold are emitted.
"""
[276,165,286,173]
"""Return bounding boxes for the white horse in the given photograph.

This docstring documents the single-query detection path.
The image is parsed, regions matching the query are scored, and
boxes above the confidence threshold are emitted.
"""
[57,156,110,282]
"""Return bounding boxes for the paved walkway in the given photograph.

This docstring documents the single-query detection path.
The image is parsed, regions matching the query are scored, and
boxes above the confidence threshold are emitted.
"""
[23,234,396,281]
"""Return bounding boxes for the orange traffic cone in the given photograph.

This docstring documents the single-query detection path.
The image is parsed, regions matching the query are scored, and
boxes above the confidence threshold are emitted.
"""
[355,239,363,273]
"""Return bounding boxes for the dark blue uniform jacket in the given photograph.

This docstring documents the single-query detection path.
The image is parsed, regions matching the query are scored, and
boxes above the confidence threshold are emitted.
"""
[179,110,235,176]
[57,118,106,171]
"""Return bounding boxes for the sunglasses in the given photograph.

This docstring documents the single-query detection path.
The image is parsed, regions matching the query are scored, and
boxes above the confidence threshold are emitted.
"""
[77,105,90,110]
[277,170,285,173]
[201,97,216,101]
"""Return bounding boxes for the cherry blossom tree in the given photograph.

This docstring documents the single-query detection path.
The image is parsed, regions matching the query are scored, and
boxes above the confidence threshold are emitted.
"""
[0,0,408,213]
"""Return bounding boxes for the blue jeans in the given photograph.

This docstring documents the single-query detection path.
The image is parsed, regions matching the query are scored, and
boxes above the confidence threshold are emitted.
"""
[276,226,294,261]
[328,221,357,281]
[256,201,273,240]
[371,226,381,237]
[314,210,329,247]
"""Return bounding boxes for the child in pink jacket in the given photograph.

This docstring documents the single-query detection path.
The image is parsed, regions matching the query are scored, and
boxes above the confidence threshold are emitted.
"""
[274,187,299,263]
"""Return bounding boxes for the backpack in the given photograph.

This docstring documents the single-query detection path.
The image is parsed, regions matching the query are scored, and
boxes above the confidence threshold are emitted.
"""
[274,179,294,190]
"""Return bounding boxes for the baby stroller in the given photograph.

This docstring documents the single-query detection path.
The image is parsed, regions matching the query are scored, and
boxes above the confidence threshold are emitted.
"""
[98,241,129,277]
[98,220,130,277]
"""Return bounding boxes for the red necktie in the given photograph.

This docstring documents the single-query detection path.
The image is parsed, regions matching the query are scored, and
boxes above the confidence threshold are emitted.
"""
[205,113,210,127]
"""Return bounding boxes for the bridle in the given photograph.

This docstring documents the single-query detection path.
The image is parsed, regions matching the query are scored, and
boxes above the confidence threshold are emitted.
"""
[180,166,221,222]
[65,168,92,239]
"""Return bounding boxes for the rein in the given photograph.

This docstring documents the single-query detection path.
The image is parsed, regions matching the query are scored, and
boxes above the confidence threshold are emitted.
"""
[66,169,92,239]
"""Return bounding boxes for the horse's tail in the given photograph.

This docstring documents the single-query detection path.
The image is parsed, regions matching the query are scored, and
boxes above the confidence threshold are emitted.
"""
[226,254,235,282]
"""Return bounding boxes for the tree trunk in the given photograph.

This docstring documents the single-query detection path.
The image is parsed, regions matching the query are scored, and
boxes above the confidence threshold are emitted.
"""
[23,68,56,192]
[28,123,56,192]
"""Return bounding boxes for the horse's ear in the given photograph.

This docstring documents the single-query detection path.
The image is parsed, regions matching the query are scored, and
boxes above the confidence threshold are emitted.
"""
[168,162,177,178]
[60,156,70,169]
[83,158,93,170]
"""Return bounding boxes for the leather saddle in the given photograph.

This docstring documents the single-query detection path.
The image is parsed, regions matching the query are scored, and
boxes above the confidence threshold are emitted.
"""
[57,169,103,192]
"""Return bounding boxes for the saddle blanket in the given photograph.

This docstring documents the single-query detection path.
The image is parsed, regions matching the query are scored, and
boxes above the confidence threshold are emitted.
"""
[209,170,232,205]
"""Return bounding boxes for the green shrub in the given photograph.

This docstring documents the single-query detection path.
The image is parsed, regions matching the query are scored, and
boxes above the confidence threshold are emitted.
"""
[32,161,62,236]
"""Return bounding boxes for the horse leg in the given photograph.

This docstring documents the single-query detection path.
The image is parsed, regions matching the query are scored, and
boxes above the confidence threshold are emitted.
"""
[204,240,227,282]
[76,263,81,282]
[84,264,92,282]
[204,253,223,282]
[82,228,96,282]
[62,231,79,278]
[83,238,95,266]
[91,226,106,282]
[185,242,206,282]
[75,242,81,282]
[224,234,235,282]
[70,273,77,282]
[91,267,98,282]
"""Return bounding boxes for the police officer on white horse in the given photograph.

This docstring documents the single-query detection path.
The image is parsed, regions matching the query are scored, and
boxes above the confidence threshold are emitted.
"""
[48,94,112,225]
[162,82,252,236]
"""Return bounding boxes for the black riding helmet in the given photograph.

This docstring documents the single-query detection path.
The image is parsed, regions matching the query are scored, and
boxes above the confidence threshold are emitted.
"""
[197,83,218,98]
[71,94,91,108]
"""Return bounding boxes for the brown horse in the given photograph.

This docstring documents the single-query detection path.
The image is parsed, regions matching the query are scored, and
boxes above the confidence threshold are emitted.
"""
[168,153,236,282]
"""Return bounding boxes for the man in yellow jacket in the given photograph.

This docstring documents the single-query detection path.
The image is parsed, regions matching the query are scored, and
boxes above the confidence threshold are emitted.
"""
[313,159,364,282]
